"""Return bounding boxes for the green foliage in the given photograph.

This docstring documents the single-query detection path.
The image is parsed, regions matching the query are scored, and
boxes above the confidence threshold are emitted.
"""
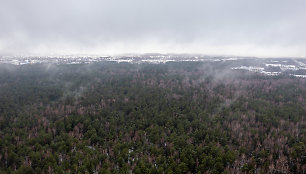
[0,62,305,173]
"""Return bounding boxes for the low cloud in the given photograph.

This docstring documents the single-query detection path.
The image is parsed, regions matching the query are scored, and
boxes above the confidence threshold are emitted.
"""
[0,0,305,57]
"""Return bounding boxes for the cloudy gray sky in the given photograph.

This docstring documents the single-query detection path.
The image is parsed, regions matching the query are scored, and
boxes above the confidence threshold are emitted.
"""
[0,0,305,57]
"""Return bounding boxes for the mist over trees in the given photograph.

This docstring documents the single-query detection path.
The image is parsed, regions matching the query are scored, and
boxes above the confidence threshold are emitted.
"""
[0,62,305,173]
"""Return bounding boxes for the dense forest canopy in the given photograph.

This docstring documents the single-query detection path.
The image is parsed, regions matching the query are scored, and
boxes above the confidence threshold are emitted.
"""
[0,62,305,173]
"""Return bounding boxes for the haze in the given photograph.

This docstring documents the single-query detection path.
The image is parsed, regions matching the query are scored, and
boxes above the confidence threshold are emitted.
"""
[0,0,305,57]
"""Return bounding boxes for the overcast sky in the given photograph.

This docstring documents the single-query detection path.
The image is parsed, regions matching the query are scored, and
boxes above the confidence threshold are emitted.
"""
[0,0,305,57]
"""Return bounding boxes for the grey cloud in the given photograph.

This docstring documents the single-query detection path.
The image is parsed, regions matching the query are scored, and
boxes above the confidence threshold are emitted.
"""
[0,0,305,57]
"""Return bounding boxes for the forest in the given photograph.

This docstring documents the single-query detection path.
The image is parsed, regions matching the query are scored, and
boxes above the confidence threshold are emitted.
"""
[0,61,305,174]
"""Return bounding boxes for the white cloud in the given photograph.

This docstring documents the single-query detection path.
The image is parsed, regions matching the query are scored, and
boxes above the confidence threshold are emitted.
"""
[0,0,305,57]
